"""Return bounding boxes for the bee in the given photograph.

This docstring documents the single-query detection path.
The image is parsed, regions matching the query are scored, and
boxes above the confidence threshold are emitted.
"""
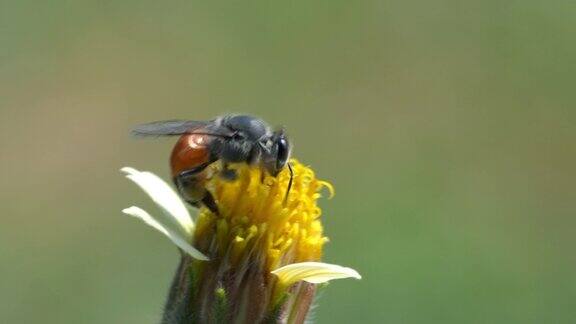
[132,115,293,214]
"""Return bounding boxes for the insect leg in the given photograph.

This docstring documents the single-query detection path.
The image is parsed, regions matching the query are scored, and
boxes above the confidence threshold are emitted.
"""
[201,191,219,215]
[174,162,219,214]
[219,163,238,181]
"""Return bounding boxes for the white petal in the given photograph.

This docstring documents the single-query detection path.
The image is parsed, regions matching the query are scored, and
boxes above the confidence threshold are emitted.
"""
[271,262,361,287]
[122,206,208,261]
[121,167,194,235]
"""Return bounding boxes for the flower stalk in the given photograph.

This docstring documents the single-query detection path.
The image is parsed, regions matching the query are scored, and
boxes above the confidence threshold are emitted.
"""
[122,160,360,324]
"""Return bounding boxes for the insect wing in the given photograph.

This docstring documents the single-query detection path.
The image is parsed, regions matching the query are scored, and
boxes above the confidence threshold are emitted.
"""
[132,120,208,137]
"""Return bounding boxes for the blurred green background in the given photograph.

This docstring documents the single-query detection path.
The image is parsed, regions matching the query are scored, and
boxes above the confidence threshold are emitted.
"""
[1,1,574,323]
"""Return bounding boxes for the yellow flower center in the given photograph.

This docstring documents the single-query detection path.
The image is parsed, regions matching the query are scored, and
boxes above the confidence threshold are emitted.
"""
[193,159,332,272]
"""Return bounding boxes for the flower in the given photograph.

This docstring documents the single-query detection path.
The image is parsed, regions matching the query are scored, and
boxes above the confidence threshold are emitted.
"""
[121,160,361,323]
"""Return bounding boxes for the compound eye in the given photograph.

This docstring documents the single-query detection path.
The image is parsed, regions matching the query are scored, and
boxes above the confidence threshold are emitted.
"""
[276,137,290,170]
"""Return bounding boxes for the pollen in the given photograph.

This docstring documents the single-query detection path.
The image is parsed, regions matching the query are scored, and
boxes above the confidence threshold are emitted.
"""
[193,159,331,272]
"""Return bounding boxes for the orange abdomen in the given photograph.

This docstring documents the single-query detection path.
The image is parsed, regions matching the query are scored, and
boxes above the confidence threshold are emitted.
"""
[170,134,211,177]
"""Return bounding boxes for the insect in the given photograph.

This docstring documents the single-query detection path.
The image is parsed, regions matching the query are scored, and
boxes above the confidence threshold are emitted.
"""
[132,114,293,214]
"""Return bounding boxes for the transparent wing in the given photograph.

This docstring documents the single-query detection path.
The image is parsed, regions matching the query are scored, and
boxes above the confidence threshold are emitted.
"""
[131,120,208,137]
